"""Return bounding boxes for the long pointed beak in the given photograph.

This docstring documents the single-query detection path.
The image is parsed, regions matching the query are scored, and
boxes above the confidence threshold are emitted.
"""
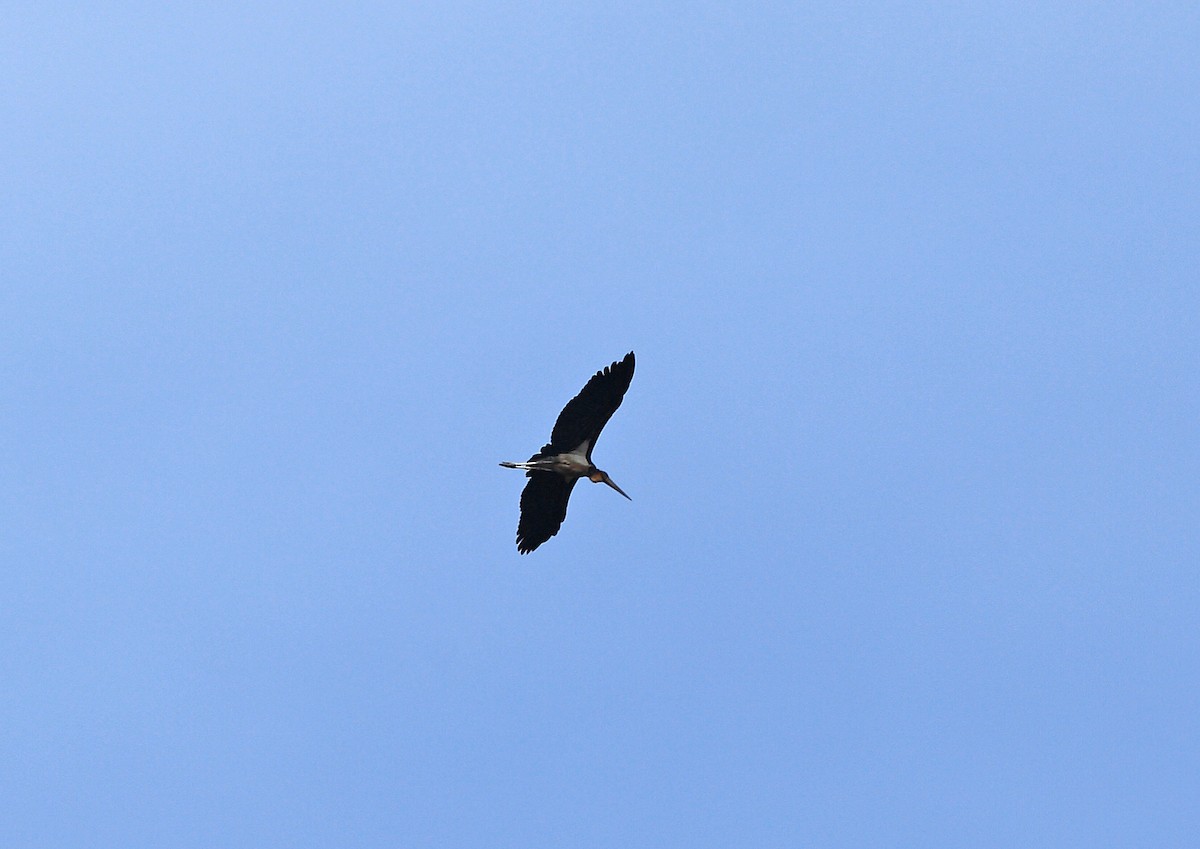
[603,476,632,500]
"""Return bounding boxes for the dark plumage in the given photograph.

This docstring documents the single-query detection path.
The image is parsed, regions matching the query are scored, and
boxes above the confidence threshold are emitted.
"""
[546,352,635,459]
[515,474,578,555]
[501,352,635,553]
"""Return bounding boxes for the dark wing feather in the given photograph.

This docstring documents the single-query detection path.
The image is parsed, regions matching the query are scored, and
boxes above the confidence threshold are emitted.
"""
[516,472,578,554]
[549,352,635,457]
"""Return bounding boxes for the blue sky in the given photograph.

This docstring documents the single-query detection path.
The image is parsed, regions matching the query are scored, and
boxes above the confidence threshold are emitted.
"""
[3,3,1198,846]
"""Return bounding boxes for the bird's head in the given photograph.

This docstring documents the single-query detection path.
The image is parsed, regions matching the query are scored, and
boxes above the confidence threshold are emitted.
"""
[589,469,631,500]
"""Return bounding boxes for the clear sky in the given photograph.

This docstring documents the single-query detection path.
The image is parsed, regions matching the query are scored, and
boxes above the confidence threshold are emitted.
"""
[3,3,1197,847]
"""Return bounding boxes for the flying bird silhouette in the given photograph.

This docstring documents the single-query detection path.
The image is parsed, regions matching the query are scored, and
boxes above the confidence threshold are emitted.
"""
[500,352,635,553]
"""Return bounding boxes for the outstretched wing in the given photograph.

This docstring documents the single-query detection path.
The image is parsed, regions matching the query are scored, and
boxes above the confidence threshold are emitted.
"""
[516,472,579,554]
[549,352,635,458]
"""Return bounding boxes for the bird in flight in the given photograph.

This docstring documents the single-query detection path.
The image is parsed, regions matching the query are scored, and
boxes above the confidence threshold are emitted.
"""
[500,352,635,553]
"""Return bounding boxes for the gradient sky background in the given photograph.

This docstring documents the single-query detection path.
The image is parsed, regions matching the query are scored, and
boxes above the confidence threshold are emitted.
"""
[3,3,1198,847]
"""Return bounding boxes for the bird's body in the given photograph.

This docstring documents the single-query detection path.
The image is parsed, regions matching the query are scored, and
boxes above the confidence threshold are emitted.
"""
[501,440,592,477]
[500,352,635,553]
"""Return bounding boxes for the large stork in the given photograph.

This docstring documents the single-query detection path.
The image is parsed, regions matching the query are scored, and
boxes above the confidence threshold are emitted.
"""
[500,352,635,553]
